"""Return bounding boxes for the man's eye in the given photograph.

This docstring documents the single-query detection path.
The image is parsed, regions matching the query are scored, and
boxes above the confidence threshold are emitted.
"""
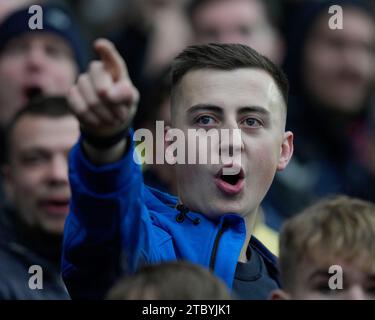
[45,45,72,59]
[3,42,28,55]
[238,25,252,37]
[203,28,219,39]
[242,117,262,128]
[196,115,216,126]
[21,154,48,166]
[46,46,63,58]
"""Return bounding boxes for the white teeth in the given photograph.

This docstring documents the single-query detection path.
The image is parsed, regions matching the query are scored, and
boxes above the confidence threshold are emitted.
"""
[222,167,241,176]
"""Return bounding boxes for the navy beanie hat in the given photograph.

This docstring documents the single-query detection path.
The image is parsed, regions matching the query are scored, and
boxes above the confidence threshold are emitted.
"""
[0,4,87,72]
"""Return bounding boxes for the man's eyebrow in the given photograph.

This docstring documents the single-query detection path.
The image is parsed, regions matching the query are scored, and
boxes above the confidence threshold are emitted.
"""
[20,147,51,155]
[187,104,271,117]
[187,104,223,115]
[237,106,271,117]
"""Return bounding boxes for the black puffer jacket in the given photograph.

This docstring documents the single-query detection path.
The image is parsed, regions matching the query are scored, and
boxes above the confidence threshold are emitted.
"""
[0,206,70,300]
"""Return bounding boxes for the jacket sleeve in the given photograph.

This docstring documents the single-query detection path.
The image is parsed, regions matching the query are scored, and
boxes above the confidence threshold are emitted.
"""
[62,136,156,299]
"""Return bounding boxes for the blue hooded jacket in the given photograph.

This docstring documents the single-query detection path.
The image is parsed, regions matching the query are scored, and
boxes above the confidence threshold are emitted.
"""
[62,137,280,299]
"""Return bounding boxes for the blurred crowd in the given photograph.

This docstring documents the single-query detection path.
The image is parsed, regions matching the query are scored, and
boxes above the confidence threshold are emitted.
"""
[0,0,374,300]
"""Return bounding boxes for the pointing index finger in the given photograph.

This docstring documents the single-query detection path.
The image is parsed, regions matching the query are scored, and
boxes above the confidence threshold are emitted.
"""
[94,38,128,82]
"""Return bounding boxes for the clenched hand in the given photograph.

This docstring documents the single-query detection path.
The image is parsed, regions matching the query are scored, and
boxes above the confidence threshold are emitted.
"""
[68,39,139,163]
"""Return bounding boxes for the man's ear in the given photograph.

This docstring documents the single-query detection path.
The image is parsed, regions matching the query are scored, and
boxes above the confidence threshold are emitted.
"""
[277,131,294,171]
[2,164,15,201]
[269,289,291,300]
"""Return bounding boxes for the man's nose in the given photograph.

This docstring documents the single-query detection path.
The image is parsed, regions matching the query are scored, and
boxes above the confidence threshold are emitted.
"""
[47,156,69,184]
[26,46,47,70]
[219,127,244,158]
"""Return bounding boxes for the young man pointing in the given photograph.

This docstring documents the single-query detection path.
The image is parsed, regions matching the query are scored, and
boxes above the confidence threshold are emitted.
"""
[63,39,293,299]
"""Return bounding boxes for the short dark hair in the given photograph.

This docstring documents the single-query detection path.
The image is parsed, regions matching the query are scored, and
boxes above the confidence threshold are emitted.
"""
[4,96,72,163]
[106,261,231,300]
[171,42,289,108]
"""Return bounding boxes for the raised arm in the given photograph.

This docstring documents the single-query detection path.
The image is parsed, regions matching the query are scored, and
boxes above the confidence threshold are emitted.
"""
[62,40,153,299]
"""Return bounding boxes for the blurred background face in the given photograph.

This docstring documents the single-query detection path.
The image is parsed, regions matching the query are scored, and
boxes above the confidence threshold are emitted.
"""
[191,0,283,64]
[290,257,375,300]
[302,7,375,115]
[138,0,189,11]
[0,33,78,127]
[171,68,289,218]
[4,115,79,235]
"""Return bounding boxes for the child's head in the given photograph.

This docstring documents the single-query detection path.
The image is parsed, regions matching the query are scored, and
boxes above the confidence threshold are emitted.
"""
[167,43,293,219]
[273,195,375,300]
[106,260,231,300]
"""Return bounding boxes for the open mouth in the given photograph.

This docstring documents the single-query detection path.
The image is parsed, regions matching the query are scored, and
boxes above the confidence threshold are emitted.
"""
[39,198,70,216]
[24,86,43,100]
[214,167,245,195]
[220,174,242,185]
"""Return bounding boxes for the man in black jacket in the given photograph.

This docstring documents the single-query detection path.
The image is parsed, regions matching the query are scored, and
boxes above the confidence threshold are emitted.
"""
[0,96,79,299]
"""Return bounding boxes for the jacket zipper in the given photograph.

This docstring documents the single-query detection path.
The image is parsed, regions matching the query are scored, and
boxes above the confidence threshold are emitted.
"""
[209,223,225,270]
